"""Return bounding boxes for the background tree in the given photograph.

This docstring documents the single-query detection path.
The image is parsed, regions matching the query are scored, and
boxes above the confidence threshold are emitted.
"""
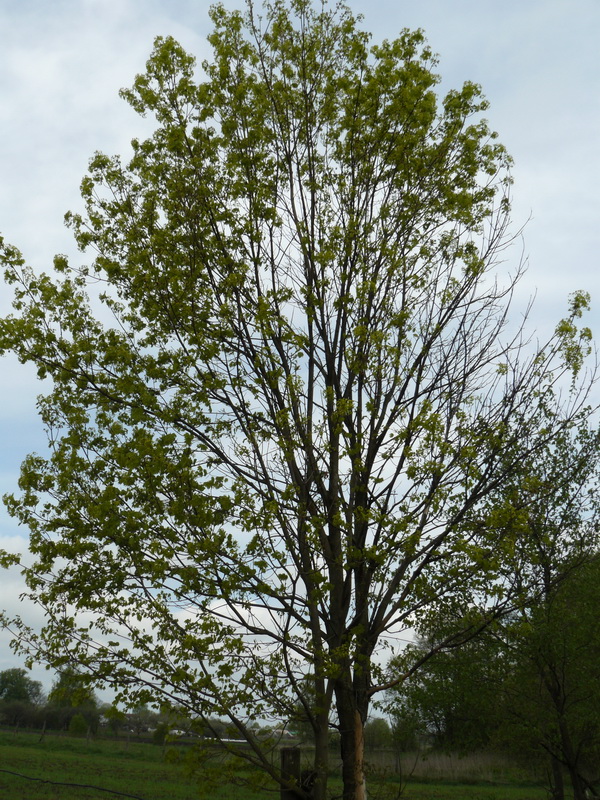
[0,1,596,798]
[45,667,99,733]
[68,711,89,737]
[363,717,392,750]
[388,424,600,800]
[127,704,159,735]
[0,667,44,730]
[101,703,127,737]
[0,667,43,705]
[389,629,505,753]
[47,667,98,709]
[501,556,600,799]
[390,558,600,800]
[495,419,600,800]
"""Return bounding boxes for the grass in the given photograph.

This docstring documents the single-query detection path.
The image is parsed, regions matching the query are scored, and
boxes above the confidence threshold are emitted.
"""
[0,730,549,800]
[398,785,546,799]
[0,731,203,800]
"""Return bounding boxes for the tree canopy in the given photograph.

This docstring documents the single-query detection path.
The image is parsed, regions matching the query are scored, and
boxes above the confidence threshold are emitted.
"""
[47,667,98,710]
[0,668,43,705]
[0,1,596,798]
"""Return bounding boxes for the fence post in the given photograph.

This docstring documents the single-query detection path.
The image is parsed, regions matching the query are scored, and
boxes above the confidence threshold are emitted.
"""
[281,747,301,800]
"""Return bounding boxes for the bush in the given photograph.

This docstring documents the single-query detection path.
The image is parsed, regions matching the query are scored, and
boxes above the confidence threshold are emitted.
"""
[153,722,168,745]
[69,713,88,737]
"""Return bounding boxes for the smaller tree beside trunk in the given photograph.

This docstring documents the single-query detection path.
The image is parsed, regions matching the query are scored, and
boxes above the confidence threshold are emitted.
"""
[387,426,600,800]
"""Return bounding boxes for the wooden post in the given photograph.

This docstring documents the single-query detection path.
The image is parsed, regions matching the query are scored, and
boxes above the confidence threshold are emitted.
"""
[281,747,301,800]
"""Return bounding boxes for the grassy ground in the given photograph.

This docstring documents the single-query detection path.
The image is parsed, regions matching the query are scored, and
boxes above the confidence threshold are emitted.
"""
[0,730,549,800]
[398,785,547,799]
[0,731,204,800]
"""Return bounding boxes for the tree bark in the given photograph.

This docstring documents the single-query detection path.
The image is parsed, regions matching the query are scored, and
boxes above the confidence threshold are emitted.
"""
[549,752,565,800]
[339,710,366,800]
[311,711,330,800]
[557,716,586,800]
[336,677,369,800]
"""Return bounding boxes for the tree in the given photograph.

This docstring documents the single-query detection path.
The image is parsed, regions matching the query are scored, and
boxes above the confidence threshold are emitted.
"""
[68,712,89,737]
[364,717,392,750]
[45,667,99,733]
[479,408,600,800]
[500,559,600,800]
[47,667,98,710]
[127,704,159,734]
[390,557,600,800]
[0,668,43,705]
[101,702,127,737]
[0,1,596,798]
[0,668,44,731]
[388,425,600,800]
[389,631,505,753]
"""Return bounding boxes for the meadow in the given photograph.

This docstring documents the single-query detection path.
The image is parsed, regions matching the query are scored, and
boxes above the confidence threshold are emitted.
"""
[0,730,549,800]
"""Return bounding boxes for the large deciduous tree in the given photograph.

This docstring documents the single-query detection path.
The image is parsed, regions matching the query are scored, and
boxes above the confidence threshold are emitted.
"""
[0,1,596,798]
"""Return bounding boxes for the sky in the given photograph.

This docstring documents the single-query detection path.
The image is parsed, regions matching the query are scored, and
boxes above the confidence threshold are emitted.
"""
[0,0,598,694]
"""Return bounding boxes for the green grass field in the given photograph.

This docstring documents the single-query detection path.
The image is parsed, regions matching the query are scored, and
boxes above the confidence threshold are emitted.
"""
[0,730,549,800]
[397,787,546,800]
[0,731,225,800]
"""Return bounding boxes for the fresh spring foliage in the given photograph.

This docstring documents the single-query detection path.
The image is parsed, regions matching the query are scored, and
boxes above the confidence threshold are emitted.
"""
[0,1,596,798]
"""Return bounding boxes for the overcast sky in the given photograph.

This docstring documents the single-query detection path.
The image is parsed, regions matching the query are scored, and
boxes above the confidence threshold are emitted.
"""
[0,0,598,692]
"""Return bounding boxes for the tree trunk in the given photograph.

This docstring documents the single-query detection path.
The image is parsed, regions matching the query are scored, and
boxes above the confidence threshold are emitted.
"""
[336,679,368,800]
[311,711,330,800]
[557,717,586,800]
[567,765,587,800]
[549,752,565,800]
[339,709,366,800]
